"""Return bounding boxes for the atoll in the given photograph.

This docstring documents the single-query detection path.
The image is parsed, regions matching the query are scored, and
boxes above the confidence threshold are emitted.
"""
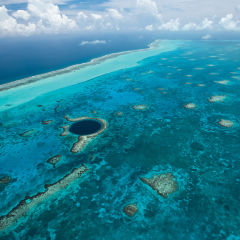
[123,204,138,217]
[197,84,205,87]
[218,119,234,128]
[47,155,61,168]
[140,172,178,198]
[0,164,88,231]
[208,95,226,103]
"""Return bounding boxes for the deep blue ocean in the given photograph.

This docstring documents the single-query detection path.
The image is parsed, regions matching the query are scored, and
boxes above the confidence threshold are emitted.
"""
[0,33,155,84]
[0,38,240,239]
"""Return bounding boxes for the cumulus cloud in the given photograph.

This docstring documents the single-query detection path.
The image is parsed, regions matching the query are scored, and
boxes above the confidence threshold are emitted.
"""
[0,5,36,36]
[0,0,240,36]
[0,0,77,36]
[182,18,213,31]
[159,18,180,31]
[136,0,161,19]
[219,13,240,31]
[79,40,107,46]
[107,8,122,19]
[12,10,30,20]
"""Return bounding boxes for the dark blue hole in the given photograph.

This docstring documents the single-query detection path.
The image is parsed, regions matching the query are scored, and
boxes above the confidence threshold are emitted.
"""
[69,119,102,136]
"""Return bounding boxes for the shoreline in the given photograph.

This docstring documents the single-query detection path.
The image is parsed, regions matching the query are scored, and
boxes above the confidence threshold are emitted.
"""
[0,40,162,92]
[0,40,180,111]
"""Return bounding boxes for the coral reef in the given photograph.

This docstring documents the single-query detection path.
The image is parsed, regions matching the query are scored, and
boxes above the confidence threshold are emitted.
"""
[0,176,11,185]
[42,120,52,125]
[71,136,92,153]
[0,164,88,231]
[132,105,148,110]
[140,173,178,198]
[19,129,35,137]
[60,125,69,136]
[123,204,138,217]
[47,155,61,168]
[54,105,60,113]
[63,116,107,153]
[218,119,234,128]
[184,103,196,109]
[214,80,230,85]
[208,95,226,103]
[116,112,124,116]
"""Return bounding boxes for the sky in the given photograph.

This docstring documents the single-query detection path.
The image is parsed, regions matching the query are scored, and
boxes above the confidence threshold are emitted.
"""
[0,0,240,37]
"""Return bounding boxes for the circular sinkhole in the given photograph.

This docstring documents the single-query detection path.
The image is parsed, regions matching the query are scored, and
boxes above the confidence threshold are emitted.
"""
[69,119,103,136]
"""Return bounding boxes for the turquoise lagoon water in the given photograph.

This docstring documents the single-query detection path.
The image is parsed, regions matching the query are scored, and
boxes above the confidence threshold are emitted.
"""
[0,40,240,239]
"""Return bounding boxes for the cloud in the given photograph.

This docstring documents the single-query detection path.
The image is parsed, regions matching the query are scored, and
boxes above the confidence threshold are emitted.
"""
[91,13,102,20]
[12,10,30,20]
[0,5,36,36]
[0,0,240,36]
[219,13,240,31]
[0,0,77,36]
[159,18,180,31]
[136,0,161,19]
[182,18,213,31]
[107,8,122,19]
[27,0,77,32]
[202,34,212,40]
[145,24,153,31]
[79,40,107,46]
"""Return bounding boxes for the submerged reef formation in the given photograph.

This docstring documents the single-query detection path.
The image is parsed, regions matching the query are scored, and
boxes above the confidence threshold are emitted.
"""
[214,80,230,85]
[71,136,92,154]
[54,105,60,113]
[41,120,52,125]
[47,155,61,168]
[132,105,148,110]
[140,173,178,198]
[0,164,88,231]
[123,204,138,217]
[0,176,11,185]
[63,116,107,154]
[19,129,35,137]
[116,112,124,116]
[208,95,226,103]
[184,103,196,109]
[218,119,234,128]
[60,125,70,136]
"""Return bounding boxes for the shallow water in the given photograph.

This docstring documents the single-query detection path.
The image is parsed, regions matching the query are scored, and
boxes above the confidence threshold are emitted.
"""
[0,40,240,240]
